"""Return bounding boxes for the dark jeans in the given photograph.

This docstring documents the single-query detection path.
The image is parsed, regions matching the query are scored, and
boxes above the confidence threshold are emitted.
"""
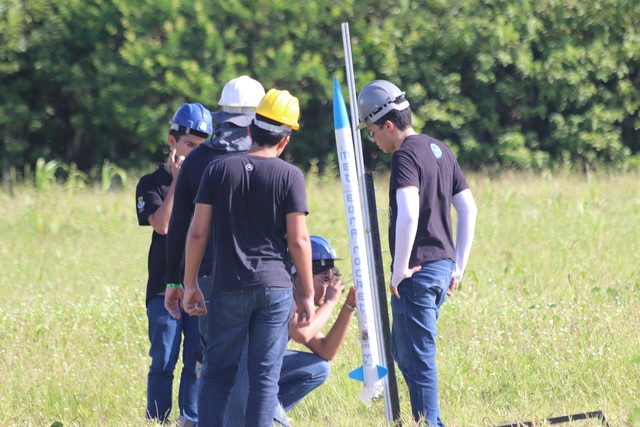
[391,258,454,426]
[225,348,330,426]
[146,296,200,423]
[197,286,292,427]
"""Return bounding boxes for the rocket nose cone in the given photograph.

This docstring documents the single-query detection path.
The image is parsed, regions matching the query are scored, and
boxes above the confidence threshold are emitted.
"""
[333,78,350,130]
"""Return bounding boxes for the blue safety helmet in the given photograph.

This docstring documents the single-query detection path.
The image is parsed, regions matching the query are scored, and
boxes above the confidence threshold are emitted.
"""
[291,236,340,276]
[311,235,340,268]
[169,103,213,138]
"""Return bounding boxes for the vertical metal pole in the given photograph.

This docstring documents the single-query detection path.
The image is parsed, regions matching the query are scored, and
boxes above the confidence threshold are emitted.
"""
[366,172,402,424]
[341,22,399,425]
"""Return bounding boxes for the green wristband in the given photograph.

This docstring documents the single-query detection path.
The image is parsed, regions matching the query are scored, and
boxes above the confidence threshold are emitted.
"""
[166,283,182,288]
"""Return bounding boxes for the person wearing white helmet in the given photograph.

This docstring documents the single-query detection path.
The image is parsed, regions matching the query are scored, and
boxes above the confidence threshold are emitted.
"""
[358,80,477,426]
[136,103,212,425]
[211,75,267,137]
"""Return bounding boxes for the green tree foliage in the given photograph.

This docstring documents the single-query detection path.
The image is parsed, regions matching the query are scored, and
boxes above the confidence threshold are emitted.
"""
[1,0,639,174]
[391,0,640,170]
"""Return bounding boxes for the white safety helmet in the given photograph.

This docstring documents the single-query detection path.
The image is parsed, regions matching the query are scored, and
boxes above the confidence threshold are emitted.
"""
[357,79,410,129]
[218,76,266,114]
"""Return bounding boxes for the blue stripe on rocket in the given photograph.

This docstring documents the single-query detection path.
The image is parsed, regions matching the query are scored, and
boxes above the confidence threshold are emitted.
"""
[333,76,350,130]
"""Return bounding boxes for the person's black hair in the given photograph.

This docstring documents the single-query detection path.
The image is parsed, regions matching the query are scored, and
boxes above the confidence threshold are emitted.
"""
[169,126,209,140]
[373,95,412,130]
[169,129,185,140]
[312,259,335,275]
[250,114,291,147]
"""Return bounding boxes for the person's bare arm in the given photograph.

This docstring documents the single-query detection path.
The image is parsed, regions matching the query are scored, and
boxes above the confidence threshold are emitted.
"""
[289,276,344,344]
[181,202,211,316]
[286,212,314,327]
[301,286,356,361]
[148,149,183,235]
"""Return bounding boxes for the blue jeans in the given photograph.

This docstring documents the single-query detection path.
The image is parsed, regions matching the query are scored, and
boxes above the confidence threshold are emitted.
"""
[226,348,330,426]
[391,259,454,426]
[198,286,292,427]
[278,350,330,411]
[146,296,200,423]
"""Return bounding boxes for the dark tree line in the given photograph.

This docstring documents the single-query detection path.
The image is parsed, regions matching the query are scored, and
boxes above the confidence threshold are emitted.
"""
[1,0,639,177]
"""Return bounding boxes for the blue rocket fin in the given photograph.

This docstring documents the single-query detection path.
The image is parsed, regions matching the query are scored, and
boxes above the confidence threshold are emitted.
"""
[349,366,365,382]
[348,365,389,382]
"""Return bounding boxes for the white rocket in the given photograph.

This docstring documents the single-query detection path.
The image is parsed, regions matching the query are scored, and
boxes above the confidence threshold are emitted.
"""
[333,77,388,404]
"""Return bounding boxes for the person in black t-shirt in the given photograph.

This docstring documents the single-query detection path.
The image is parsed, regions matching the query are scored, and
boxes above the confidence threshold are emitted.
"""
[164,76,266,369]
[135,103,212,426]
[358,80,478,426]
[166,89,315,427]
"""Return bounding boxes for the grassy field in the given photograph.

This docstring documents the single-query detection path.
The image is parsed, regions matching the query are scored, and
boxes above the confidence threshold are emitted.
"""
[0,171,639,426]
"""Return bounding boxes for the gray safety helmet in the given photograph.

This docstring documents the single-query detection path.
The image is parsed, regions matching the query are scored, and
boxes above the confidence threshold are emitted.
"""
[357,80,410,129]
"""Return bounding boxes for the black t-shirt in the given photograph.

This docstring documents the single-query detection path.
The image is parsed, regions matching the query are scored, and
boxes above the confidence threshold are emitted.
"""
[195,153,308,291]
[389,134,469,269]
[136,164,171,305]
[165,144,228,284]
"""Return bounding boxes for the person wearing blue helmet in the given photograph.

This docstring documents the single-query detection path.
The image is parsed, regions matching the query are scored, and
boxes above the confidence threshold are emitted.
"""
[135,102,212,426]
[225,235,358,426]
[283,236,358,412]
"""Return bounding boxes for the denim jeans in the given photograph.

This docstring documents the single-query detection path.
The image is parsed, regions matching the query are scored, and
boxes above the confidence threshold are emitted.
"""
[391,258,454,426]
[278,350,330,411]
[146,296,200,423]
[225,348,330,426]
[198,286,292,427]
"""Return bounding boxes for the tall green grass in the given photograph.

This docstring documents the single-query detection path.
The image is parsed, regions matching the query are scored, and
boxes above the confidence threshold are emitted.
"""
[0,170,638,426]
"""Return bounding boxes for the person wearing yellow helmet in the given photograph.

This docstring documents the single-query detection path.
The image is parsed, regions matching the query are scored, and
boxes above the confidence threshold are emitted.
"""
[175,88,315,427]
[253,88,301,130]
[163,75,265,362]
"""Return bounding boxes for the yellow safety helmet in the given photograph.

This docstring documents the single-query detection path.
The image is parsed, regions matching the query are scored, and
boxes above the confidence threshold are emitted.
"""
[254,88,300,130]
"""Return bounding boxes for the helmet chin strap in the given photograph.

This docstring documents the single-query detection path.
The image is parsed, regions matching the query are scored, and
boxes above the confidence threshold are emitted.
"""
[365,98,410,126]
[222,106,255,114]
